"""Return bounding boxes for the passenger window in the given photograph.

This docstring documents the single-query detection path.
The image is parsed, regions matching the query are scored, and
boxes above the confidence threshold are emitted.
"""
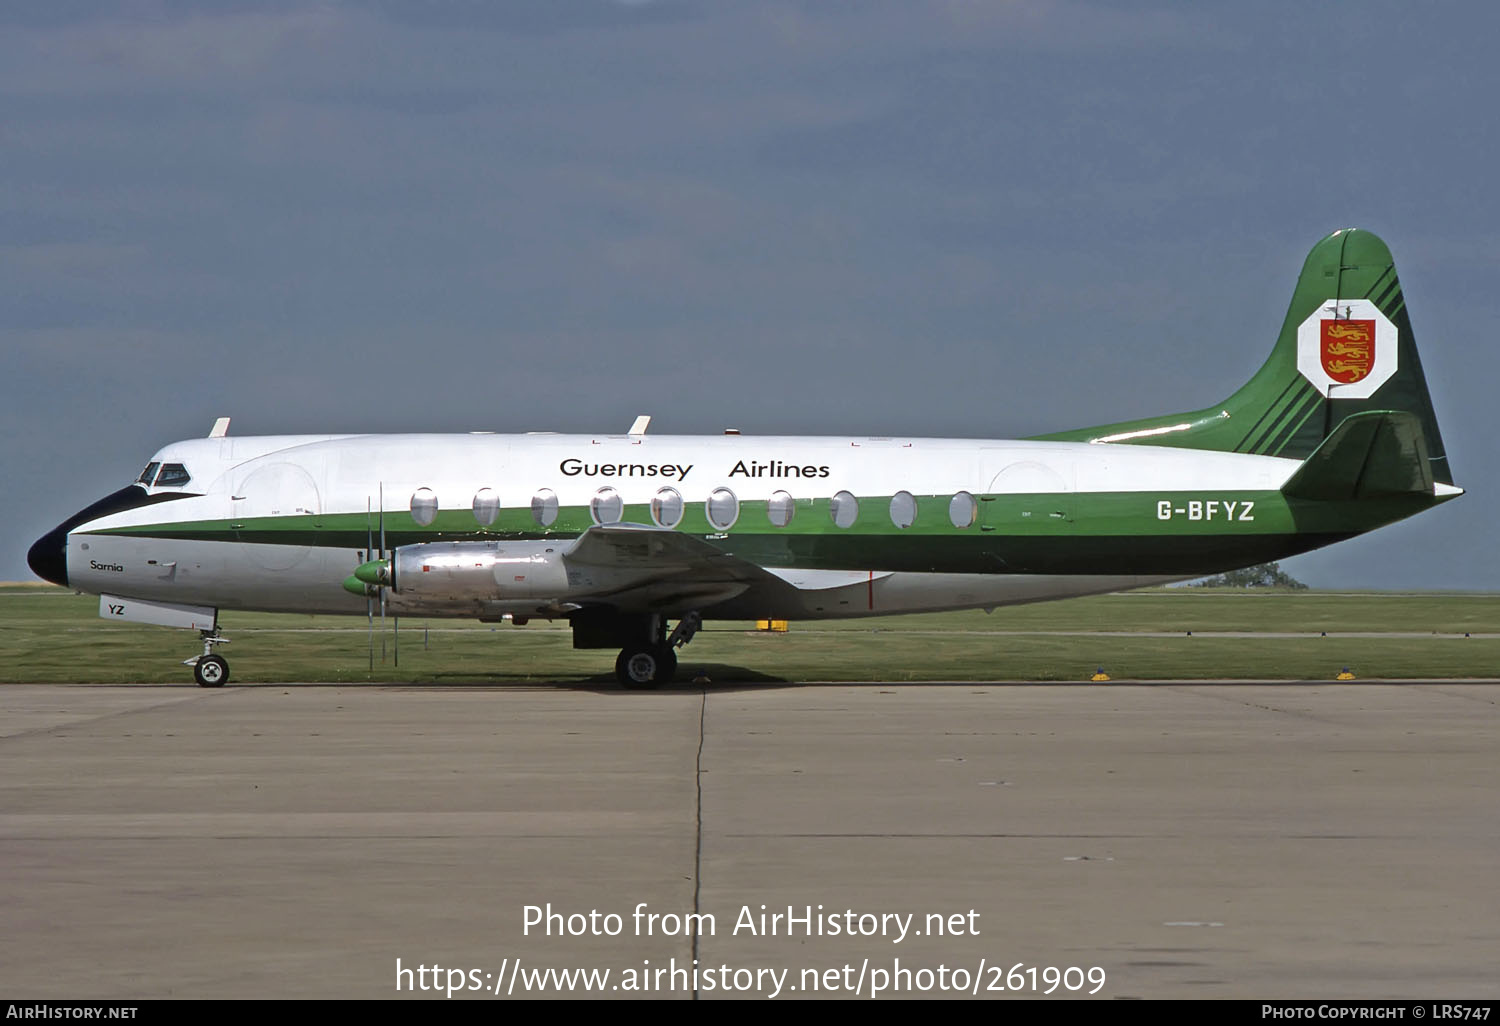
[155,463,191,487]
[949,491,977,528]
[652,488,683,528]
[136,462,160,486]
[410,488,438,526]
[830,490,859,529]
[889,491,918,529]
[767,490,795,528]
[472,488,500,527]
[591,487,623,525]
[706,488,739,530]
[531,488,559,527]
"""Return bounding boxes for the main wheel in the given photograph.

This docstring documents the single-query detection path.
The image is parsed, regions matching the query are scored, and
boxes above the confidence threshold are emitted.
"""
[194,654,229,688]
[654,645,677,685]
[615,645,675,689]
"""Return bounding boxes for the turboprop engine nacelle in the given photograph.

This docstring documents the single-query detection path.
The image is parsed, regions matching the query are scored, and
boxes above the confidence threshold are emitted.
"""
[388,540,571,603]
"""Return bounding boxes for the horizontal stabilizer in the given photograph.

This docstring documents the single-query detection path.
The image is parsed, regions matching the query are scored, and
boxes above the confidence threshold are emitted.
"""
[1280,411,1433,501]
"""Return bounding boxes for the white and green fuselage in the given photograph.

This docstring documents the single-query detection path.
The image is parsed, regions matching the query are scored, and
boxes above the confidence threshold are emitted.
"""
[28,228,1462,684]
[53,429,1451,621]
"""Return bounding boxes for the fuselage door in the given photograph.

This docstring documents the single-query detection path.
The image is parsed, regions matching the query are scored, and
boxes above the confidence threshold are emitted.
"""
[231,462,322,571]
[980,460,1074,534]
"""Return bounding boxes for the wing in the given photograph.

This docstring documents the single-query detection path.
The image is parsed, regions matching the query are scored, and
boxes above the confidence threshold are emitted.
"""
[561,523,785,612]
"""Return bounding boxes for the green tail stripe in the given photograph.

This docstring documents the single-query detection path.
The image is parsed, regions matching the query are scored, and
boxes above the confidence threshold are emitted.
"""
[1262,389,1325,456]
[1234,378,1301,453]
[1251,387,1317,455]
[1252,391,1313,456]
[1243,395,1300,455]
[1372,273,1399,308]
[1247,383,1316,455]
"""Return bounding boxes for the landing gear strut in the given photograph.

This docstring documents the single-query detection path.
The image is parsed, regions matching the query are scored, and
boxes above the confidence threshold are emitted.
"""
[186,629,230,687]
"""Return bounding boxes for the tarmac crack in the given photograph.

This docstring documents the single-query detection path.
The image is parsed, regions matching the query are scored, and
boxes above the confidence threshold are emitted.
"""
[691,685,706,1000]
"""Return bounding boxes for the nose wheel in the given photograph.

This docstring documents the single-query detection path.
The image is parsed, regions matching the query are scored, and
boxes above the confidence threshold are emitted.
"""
[193,654,229,687]
[185,629,230,687]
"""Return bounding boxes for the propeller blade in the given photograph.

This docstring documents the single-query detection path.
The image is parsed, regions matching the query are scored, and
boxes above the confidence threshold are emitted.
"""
[379,483,387,665]
[367,497,374,672]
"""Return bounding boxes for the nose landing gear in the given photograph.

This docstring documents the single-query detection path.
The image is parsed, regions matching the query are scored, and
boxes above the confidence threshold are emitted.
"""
[185,629,230,687]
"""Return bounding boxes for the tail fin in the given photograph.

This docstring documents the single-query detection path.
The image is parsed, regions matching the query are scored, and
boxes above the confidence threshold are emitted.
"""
[1035,228,1454,486]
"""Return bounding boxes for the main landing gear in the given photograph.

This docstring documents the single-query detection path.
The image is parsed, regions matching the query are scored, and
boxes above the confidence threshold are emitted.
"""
[185,629,230,687]
[613,612,702,689]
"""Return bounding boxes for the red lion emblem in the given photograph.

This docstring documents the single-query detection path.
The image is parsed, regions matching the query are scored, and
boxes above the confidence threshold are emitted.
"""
[1320,319,1375,383]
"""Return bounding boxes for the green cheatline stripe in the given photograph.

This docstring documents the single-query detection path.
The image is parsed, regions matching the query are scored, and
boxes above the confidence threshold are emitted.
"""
[1383,293,1405,322]
[1234,377,1301,453]
[82,487,1444,553]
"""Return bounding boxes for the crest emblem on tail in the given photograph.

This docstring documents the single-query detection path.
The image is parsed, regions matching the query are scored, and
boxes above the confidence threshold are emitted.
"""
[1319,318,1375,382]
[1296,299,1397,398]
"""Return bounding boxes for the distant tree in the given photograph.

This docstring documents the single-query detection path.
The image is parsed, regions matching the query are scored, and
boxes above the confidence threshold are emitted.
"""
[1190,562,1308,589]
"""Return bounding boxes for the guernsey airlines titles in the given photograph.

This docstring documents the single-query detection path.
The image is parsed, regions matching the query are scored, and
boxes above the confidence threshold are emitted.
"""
[27,229,1461,686]
[556,458,833,481]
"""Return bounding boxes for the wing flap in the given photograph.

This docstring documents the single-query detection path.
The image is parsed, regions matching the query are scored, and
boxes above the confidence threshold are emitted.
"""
[564,523,774,579]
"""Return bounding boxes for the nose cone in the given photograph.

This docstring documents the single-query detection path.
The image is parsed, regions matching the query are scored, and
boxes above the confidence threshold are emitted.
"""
[27,524,69,587]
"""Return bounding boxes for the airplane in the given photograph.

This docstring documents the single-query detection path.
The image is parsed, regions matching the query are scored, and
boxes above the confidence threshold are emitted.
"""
[27,228,1460,688]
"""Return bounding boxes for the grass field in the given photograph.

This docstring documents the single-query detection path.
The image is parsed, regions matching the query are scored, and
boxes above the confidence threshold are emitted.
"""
[1,584,1495,684]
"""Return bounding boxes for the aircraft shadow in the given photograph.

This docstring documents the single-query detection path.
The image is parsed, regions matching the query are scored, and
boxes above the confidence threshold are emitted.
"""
[413,663,794,694]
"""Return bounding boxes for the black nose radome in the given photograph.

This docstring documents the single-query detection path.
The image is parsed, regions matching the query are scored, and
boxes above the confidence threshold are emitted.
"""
[27,484,199,589]
[27,525,69,587]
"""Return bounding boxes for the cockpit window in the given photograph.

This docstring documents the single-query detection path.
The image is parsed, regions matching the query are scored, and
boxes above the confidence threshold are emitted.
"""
[155,463,192,488]
[136,462,160,486]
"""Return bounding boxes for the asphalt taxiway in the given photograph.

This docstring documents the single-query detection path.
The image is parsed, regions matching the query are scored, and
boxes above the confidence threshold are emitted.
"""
[1,681,1495,999]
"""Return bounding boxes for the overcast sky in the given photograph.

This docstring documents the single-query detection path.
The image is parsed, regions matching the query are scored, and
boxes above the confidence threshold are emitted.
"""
[4,0,1496,590]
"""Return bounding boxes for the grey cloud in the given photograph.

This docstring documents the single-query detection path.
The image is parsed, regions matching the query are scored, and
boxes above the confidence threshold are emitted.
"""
[3,1,1497,590]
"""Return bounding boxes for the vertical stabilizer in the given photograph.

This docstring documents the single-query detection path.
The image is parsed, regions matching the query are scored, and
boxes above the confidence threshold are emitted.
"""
[1037,229,1452,486]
